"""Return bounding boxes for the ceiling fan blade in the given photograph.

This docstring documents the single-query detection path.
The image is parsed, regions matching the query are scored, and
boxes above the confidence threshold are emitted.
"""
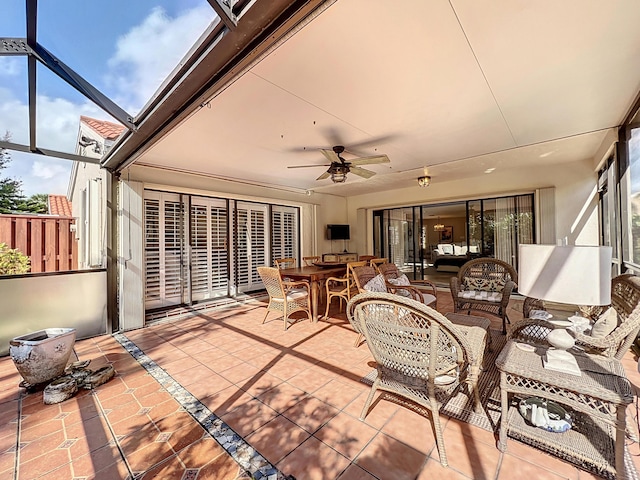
[349,166,376,179]
[316,171,331,180]
[350,154,390,166]
[287,164,331,169]
[320,149,340,163]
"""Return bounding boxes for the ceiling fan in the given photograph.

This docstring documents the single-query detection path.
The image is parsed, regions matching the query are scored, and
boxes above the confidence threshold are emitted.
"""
[288,145,390,183]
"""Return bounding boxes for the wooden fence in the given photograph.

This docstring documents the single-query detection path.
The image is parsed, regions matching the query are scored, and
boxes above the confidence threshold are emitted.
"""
[0,214,78,273]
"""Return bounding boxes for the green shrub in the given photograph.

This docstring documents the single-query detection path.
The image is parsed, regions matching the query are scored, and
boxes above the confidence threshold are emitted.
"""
[0,243,30,275]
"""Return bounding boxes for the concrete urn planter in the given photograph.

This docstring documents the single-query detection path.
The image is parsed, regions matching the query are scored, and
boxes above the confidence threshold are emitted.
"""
[10,328,76,386]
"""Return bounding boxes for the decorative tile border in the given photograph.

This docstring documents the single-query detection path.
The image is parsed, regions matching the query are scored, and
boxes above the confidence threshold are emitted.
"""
[114,333,291,480]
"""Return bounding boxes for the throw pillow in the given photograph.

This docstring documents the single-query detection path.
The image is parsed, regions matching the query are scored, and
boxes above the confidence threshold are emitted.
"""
[591,307,618,338]
[363,274,387,293]
[463,277,491,291]
[388,274,411,297]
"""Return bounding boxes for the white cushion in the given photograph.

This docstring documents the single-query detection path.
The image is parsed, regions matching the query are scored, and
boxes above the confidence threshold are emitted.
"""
[388,274,411,286]
[458,290,501,302]
[286,289,308,301]
[453,245,467,256]
[364,274,387,293]
[421,293,437,306]
[469,245,480,253]
[591,307,618,338]
[438,244,454,255]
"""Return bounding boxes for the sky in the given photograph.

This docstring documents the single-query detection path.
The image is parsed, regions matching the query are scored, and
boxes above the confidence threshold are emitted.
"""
[1,0,217,197]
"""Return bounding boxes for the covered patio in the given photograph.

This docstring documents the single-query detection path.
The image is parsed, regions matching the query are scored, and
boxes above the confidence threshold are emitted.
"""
[2,294,639,479]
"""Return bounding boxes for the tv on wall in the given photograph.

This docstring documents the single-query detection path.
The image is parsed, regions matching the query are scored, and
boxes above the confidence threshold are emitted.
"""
[327,224,350,240]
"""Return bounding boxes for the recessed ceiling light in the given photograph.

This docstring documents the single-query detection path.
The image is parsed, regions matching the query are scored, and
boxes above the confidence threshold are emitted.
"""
[484,168,496,174]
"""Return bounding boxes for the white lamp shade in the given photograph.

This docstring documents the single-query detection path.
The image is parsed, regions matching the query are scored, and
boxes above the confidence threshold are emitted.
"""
[518,245,612,305]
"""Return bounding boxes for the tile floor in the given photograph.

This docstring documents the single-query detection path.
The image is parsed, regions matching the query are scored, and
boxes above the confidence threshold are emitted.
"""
[0,291,639,479]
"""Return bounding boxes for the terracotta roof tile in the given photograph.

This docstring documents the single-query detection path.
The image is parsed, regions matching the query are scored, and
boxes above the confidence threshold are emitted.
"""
[80,115,126,140]
[48,195,72,217]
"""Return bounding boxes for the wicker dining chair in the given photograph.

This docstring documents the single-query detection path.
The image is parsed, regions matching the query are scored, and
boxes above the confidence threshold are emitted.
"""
[257,266,312,330]
[369,257,388,273]
[274,257,296,269]
[358,255,376,263]
[450,257,517,334]
[323,261,367,317]
[302,256,320,266]
[346,292,487,467]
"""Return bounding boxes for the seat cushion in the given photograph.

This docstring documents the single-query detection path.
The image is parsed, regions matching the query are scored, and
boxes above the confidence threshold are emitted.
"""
[458,290,501,302]
[421,293,437,306]
[364,274,387,293]
[591,306,618,338]
[286,289,308,301]
[388,274,412,297]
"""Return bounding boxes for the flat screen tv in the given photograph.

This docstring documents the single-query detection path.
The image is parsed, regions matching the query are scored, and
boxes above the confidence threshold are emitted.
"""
[327,224,350,240]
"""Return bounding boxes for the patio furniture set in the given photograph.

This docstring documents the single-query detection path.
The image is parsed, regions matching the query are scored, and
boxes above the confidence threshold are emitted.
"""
[258,258,640,479]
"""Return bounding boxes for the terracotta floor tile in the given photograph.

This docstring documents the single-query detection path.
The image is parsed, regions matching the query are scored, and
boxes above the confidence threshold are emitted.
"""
[336,464,379,480]
[443,416,499,448]
[125,440,175,472]
[177,437,227,469]
[0,451,14,472]
[286,366,334,394]
[282,396,340,434]
[315,411,378,460]
[93,377,129,401]
[197,449,247,480]
[237,371,283,397]
[256,381,308,413]
[104,398,144,425]
[380,406,438,455]
[19,429,67,464]
[342,391,399,430]
[136,389,174,407]
[138,453,186,479]
[110,409,150,437]
[498,453,577,479]
[277,436,350,480]
[312,378,364,410]
[18,448,70,479]
[20,417,64,442]
[86,461,131,480]
[99,391,138,410]
[220,398,278,437]
[70,443,123,477]
[36,462,73,480]
[199,386,255,416]
[355,432,426,480]
[246,414,311,465]
[118,423,162,456]
[431,424,501,479]
[145,398,181,423]
[499,437,580,479]
[166,421,206,454]
[416,457,474,479]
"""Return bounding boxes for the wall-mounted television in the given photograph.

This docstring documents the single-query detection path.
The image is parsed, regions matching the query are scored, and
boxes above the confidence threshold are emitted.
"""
[327,224,350,240]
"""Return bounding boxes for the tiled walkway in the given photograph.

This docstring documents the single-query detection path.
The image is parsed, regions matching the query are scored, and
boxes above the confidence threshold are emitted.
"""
[1,291,639,479]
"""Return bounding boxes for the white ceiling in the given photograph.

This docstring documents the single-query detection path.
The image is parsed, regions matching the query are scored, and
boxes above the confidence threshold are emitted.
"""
[135,0,640,196]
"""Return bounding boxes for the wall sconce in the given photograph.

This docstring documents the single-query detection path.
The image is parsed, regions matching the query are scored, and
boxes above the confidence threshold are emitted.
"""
[417,176,431,187]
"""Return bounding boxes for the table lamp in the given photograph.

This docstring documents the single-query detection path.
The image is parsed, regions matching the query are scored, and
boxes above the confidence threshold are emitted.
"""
[518,244,612,374]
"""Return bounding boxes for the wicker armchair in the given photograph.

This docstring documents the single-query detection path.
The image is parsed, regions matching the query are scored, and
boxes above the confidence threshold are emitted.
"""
[274,257,296,269]
[510,274,640,359]
[257,266,312,330]
[378,262,438,309]
[302,256,320,266]
[346,292,488,467]
[323,261,367,317]
[450,258,517,333]
[369,257,388,272]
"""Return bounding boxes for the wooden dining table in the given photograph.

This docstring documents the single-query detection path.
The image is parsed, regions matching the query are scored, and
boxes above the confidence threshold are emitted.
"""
[279,265,347,322]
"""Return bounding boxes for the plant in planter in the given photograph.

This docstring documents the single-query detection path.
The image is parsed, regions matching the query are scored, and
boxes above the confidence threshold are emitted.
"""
[0,243,30,274]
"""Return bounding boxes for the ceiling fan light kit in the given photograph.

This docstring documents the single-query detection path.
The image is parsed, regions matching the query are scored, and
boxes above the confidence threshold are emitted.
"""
[418,175,431,187]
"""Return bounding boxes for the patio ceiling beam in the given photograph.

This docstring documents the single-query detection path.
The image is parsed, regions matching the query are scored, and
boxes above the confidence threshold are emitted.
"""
[0,140,102,165]
[102,0,326,172]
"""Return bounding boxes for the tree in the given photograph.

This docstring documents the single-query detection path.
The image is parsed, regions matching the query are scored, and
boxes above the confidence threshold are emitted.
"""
[0,132,26,214]
[16,193,48,214]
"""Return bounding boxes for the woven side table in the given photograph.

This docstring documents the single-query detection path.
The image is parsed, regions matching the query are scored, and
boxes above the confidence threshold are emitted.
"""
[496,340,634,479]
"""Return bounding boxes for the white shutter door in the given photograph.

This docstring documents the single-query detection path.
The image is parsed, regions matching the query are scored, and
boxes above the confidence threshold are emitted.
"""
[191,197,228,301]
[272,206,299,264]
[144,191,184,309]
[237,202,268,292]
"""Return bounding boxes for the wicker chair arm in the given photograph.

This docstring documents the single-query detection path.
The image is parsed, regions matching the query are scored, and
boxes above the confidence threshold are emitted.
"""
[385,283,427,304]
[326,276,349,285]
[499,280,516,308]
[409,279,438,297]
[450,277,461,297]
[282,279,310,293]
[507,318,557,346]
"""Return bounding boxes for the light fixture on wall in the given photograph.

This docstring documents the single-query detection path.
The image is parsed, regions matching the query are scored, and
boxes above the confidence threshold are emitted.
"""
[417,175,431,187]
[433,217,445,231]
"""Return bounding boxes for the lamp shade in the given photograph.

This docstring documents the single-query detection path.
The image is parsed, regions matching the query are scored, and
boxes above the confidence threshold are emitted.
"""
[518,244,612,306]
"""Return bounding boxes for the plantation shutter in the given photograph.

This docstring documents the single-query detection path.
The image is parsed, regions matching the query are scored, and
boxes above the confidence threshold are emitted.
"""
[236,202,268,292]
[190,197,228,301]
[144,191,184,309]
[272,206,299,264]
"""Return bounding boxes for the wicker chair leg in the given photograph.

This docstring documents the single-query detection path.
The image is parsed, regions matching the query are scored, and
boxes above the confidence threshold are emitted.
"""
[262,308,270,324]
[353,333,363,347]
[430,403,448,467]
[359,380,379,421]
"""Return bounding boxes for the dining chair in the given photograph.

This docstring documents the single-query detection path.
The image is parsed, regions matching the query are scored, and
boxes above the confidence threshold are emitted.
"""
[302,256,320,266]
[377,262,438,309]
[257,266,312,330]
[369,257,388,273]
[274,257,296,269]
[347,291,487,467]
[323,260,367,318]
[358,255,376,263]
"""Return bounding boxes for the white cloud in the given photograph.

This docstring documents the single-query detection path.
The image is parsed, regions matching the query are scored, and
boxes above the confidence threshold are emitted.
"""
[106,5,215,114]
[31,160,69,180]
[0,57,22,77]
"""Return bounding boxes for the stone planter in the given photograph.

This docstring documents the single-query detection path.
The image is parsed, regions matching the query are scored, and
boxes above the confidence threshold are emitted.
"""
[10,328,76,386]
